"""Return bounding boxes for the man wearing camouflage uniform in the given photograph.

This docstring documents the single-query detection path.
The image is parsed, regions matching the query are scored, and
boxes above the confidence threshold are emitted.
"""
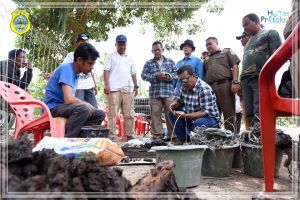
[204,37,241,133]
[241,13,282,126]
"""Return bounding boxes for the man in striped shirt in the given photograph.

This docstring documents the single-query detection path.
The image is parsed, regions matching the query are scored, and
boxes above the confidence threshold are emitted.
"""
[141,41,177,141]
[168,65,220,144]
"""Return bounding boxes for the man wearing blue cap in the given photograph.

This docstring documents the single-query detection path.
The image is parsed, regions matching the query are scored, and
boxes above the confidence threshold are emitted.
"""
[104,34,138,141]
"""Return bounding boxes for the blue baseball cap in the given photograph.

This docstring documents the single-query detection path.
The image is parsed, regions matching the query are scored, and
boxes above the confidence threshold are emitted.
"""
[116,34,127,43]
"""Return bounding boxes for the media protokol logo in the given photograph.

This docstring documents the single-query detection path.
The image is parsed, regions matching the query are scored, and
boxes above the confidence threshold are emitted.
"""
[261,10,290,23]
[10,9,31,35]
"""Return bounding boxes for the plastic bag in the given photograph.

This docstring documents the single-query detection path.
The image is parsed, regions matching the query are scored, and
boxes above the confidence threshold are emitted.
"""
[33,136,125,166]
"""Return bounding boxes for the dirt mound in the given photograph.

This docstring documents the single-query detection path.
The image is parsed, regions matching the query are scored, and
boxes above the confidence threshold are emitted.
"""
[3,135,132,197]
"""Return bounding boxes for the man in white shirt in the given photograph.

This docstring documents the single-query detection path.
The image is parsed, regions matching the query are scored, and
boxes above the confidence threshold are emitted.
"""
[104,34,138,140]
[63,33,98,108]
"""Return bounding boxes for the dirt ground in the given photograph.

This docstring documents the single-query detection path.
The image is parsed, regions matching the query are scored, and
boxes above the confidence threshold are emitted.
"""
[109,129,297,200]
[118,154,295,200]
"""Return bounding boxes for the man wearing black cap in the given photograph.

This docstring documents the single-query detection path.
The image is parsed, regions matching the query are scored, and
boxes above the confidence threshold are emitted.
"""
[62,33,98,109]
[174,39,204,95]
[236,32,250,47]
[44,43,105,138]
[104,34,138,141]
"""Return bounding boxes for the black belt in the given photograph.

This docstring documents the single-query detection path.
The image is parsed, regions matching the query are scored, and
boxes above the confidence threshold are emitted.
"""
[209,79,231,85]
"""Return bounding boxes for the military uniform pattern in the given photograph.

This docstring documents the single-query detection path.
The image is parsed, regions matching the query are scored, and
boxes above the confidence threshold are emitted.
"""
[241,29,282,78]
[241,29,282,126]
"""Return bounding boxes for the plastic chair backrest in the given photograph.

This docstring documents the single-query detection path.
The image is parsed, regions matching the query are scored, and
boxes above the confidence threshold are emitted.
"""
[259,22,300,192]
[0,81,65,145]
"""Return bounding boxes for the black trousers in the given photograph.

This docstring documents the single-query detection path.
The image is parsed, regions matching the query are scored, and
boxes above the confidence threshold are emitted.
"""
[50,103,105,137]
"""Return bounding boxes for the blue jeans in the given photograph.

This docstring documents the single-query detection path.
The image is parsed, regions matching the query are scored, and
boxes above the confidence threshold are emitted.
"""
[75,88,98,109]
[168,111,219,140]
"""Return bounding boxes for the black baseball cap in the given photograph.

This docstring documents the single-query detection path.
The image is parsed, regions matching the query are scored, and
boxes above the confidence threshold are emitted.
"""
[76,33,90,42]
[236,32,249,40]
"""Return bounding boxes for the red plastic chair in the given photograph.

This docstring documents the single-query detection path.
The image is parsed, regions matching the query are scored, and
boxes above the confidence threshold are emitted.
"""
[134,115,150,135]
[259,22,300,192]
[0,81,66,146]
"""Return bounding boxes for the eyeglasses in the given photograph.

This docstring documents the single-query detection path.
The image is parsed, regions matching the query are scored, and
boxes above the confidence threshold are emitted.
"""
[179,76,190,84]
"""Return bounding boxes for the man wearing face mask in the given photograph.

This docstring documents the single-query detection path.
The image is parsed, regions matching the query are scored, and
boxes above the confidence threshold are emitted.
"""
[0,49,33,90]
[104,34,138,141]
[168,65,220,145]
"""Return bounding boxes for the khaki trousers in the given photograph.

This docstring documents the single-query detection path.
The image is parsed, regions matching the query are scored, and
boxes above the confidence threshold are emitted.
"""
[108,91,135,136]
[211,82,236,132]
[150,97,174,139]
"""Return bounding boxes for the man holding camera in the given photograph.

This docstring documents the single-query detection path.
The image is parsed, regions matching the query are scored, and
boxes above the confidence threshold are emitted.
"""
[141,41,176,141]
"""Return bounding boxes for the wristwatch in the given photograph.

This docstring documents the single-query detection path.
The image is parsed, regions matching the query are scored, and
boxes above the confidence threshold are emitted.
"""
[134,85,139,89]
[232,80,240,84]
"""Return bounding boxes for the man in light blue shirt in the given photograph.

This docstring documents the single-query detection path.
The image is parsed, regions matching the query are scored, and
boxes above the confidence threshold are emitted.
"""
[174,39,204,95]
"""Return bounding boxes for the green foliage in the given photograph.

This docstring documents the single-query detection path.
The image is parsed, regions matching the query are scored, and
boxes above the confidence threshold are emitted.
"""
[28,72,48,101]
[12,0,224,72]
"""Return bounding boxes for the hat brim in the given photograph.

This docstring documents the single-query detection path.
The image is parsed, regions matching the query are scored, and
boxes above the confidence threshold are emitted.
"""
[236,36,242,40]
[180,43,196,51]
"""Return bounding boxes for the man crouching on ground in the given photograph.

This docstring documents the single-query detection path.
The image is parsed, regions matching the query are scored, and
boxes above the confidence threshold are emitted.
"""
[168,65,220,145]
[44,43,105,137]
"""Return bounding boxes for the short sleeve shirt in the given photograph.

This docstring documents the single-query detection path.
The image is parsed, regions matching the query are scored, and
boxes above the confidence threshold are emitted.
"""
[241,29,282,77]
[44,63,79,109]
[204,49,240,84]
[104,51,136,91]
[62,52,94,90]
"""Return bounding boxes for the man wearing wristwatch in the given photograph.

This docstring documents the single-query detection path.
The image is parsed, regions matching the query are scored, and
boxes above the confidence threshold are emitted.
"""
[104,34,138,140]
[204,37,241,133]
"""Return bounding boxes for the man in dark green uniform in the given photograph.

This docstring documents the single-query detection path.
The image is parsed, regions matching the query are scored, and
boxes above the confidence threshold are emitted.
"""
[204,37,241,133]
[241,13,282,126]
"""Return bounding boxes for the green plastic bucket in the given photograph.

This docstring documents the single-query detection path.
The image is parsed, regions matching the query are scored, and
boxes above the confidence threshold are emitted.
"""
[201,144,239,177]
[241,143,283,178]
[232,147,243,168]
[151,145,207,188]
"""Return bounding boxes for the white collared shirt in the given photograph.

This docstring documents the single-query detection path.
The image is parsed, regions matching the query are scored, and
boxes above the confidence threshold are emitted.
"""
[104,51,136,91]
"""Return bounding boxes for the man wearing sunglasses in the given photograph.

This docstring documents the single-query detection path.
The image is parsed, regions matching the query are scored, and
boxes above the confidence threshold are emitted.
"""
[168,65,220,145]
